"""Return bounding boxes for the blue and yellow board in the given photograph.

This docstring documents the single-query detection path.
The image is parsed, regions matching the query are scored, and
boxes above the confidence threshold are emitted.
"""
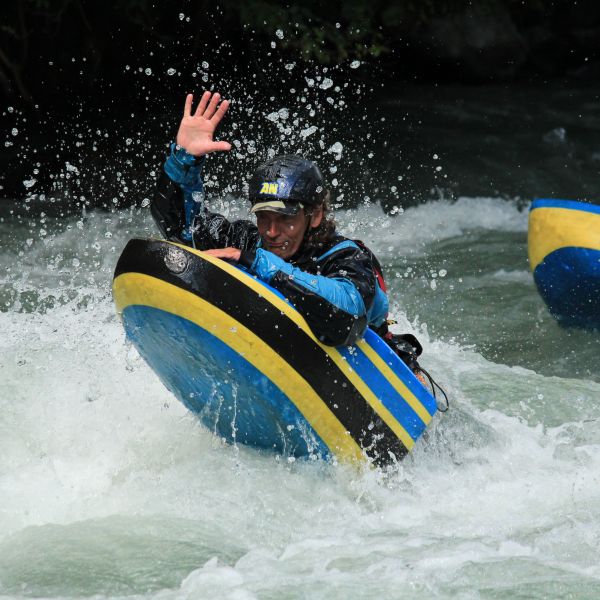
[528,199,600,329]
[113,239,437,466]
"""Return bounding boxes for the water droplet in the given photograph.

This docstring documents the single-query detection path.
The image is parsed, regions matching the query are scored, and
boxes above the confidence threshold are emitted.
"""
[328,142,343,158]
[275,29,284,39]
[350,60,360,69]
[300,125,317,139]
[167,68,176,76]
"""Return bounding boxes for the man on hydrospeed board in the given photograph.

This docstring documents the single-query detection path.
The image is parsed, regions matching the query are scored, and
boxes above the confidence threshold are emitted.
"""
[151,90,390,348]
[151,91,423,365]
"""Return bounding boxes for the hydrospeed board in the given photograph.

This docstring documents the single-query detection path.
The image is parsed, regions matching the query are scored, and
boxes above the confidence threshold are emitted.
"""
[528,198,600,329]
[113,239,438,466]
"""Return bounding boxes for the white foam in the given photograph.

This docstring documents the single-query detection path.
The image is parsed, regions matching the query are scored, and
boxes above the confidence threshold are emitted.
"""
[2,199,600,598]
[337,196,528,255]
[489,268,533,284]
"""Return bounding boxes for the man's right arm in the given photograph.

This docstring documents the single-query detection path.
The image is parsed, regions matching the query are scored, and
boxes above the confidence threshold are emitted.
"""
[151,144,201,243]
[151,144,259,252]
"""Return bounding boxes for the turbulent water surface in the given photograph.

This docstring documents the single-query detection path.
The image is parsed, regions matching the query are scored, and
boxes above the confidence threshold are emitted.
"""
[1,81,600,599]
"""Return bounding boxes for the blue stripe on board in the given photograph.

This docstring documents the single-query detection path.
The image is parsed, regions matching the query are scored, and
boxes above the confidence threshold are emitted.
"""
[339,343,426,440]
[363,329,438,417]
[530,198,600,215]
[338,328,437,436]
[122,305,331,459]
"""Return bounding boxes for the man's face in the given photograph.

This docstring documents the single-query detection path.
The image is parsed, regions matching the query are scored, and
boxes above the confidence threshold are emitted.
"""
[256,207,323,260]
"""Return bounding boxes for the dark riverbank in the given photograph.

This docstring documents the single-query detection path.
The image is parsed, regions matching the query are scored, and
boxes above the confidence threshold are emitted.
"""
[3,0,600,109]
[3,79,600,212]
[2,0,600,206]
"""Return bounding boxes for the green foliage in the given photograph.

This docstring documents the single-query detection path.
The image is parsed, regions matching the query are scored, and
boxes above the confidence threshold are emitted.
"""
[0,0,567,73]
[223,0,393,63]
[216,0,540,63]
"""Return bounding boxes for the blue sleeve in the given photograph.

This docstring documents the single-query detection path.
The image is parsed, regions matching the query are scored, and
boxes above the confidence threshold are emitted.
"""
[163,144,206,242]
[244,240,382,346]
[152,143,260,252]
[250,248,366,317]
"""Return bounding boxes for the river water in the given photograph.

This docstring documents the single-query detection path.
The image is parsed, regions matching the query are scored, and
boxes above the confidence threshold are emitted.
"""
[1,79,600,599]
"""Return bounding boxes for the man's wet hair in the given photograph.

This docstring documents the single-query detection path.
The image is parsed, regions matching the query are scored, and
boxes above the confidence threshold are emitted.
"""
[304,190,337,250]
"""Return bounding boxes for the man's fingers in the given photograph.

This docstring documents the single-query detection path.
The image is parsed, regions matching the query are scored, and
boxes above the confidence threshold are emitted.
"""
[204,247,241,262]
[195,91,211,117]
[183,93,193,118]
[212,99,230,125]
[203,92,221,119]
[211,140,232,152]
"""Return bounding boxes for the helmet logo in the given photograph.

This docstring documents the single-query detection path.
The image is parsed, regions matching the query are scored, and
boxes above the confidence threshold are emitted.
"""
[260,182,279,195]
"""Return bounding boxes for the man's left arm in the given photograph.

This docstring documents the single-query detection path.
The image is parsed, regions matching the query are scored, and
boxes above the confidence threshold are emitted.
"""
[239,244,378,346]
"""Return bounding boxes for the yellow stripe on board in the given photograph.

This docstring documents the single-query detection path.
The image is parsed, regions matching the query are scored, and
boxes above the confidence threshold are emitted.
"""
[166,241,417,450]
[356,340,432,426]
[325,347,415,450]
[528,207,600,271]
[113,272,364,464]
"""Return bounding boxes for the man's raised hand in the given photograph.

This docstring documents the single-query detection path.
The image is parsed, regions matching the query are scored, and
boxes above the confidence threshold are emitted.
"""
[176,91,231,157]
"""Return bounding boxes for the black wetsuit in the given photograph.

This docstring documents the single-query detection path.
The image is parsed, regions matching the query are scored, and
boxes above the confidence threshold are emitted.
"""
[151,146,389,346]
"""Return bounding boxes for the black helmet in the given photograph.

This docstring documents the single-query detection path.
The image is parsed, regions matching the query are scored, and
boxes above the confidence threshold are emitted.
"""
[248,155,326,215]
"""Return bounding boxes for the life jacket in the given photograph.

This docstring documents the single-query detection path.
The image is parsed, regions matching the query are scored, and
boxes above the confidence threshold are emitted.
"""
[354,239,449,410]
[354,239,424,369]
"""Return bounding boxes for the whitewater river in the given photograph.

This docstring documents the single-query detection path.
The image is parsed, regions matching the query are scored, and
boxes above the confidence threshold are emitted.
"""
[1,191,599,599]
[2,74,600,598]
